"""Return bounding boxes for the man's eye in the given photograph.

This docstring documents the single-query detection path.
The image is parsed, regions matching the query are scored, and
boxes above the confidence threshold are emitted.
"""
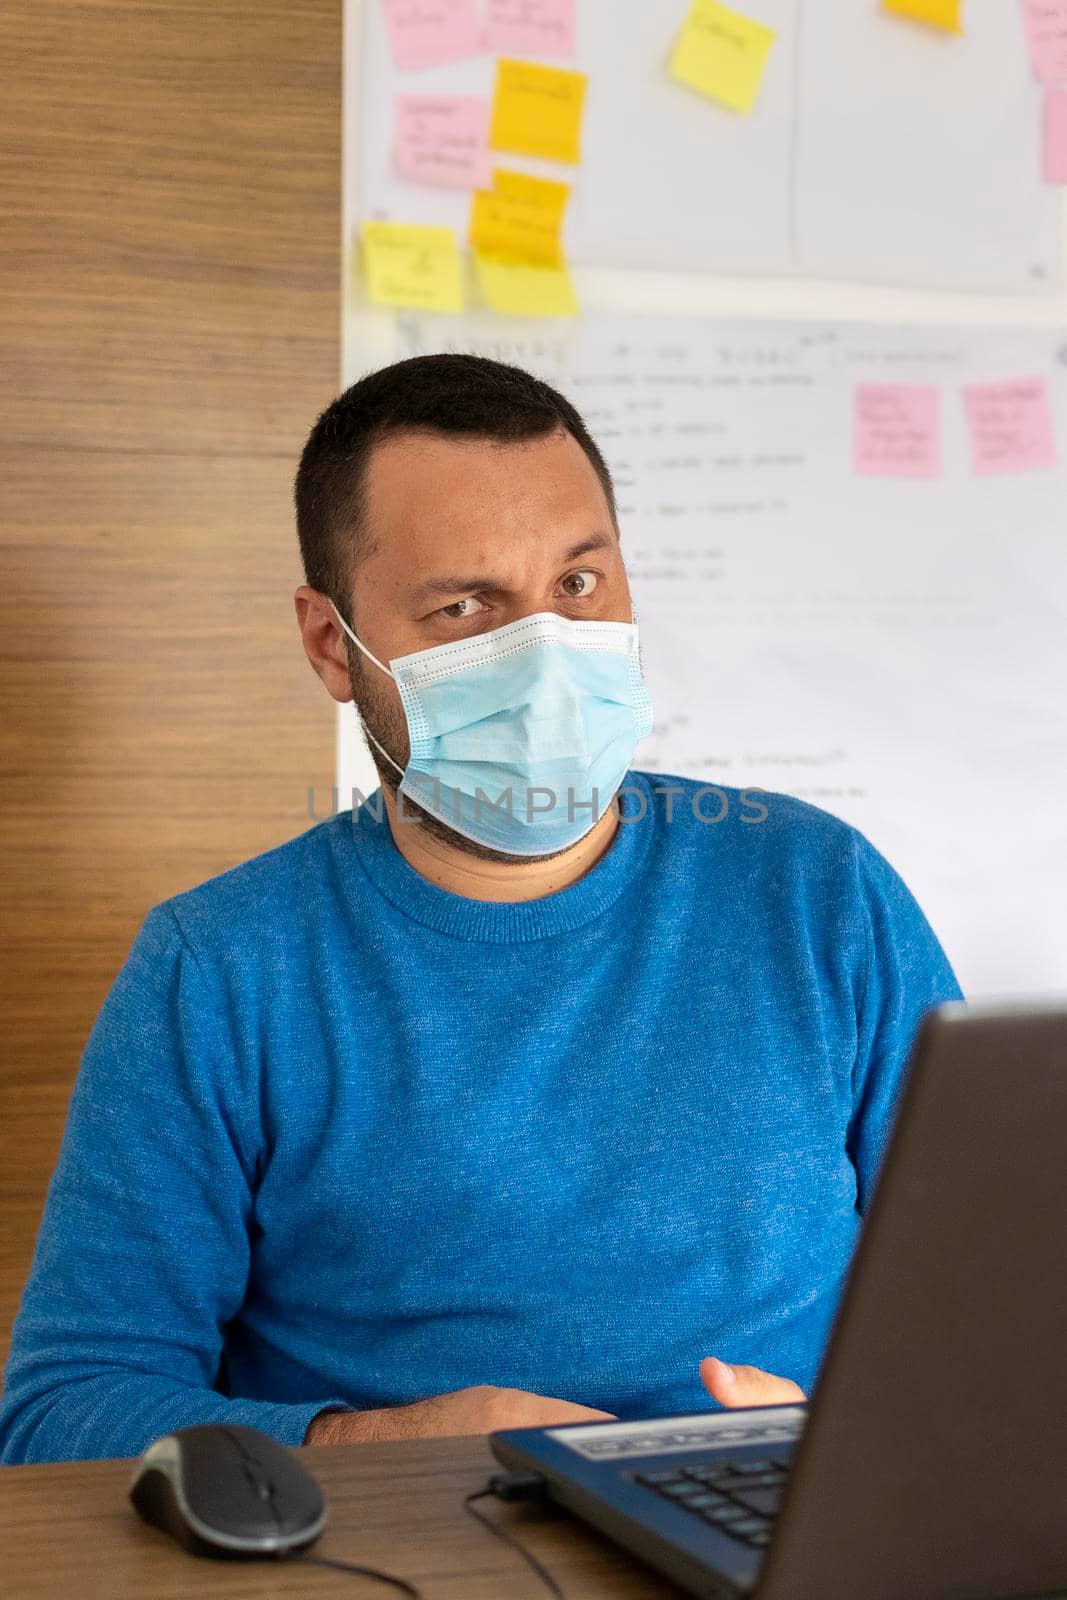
[560,569,599,597]
[439,596,485,619]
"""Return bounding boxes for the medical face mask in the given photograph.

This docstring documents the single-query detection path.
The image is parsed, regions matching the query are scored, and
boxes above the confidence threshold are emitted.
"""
[329,601,654,857]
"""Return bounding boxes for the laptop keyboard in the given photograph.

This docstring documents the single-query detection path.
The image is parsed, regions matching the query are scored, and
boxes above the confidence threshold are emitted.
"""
[633,1456,791,1549]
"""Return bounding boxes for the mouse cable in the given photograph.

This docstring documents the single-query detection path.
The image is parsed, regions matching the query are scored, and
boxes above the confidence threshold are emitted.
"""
[462,1471,566,1599]
[283,1470,563,1598]
[290,1549,423,1596]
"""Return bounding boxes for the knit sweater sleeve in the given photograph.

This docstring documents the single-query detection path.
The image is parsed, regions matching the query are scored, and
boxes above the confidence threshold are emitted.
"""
[845,830,965,1216]
[0,904,349,1464]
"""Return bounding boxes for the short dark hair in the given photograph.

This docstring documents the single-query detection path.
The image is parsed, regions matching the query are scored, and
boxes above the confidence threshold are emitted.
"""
[293,353,618,609]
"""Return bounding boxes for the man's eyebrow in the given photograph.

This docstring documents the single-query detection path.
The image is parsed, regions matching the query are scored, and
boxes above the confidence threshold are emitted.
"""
[408,532,616,602]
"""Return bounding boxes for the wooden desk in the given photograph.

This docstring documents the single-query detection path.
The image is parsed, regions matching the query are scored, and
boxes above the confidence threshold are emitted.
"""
[0,1433,686,1599]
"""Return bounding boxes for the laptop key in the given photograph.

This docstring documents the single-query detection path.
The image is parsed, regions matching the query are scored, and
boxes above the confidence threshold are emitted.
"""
[681,1491,727,1510]
[730,1459,776,1474]
[728,1486,783,1517]
[700,1503,747,1525]
[689,1489,732,1506]
[635,1471,686,1486]
[683,1465,729,1483]
[747,1529,773,1547]
[723,1471,783,1491]
[723,1515,768,1537]
[660,1481,711,1500]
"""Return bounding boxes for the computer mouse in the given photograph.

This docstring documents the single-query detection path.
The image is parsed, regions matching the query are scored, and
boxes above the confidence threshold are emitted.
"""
[129,1422,327,1558]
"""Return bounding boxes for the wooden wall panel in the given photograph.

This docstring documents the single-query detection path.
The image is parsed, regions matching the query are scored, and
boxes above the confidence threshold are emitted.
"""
[0,1,340,1372]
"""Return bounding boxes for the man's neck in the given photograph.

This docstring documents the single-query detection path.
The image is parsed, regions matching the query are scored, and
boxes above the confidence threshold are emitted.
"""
[379,785,620,903]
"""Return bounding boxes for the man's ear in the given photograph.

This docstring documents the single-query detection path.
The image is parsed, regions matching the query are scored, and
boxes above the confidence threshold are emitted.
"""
[294,586,355,704]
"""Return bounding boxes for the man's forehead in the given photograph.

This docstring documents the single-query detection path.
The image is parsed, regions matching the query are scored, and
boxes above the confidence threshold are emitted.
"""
[360,428,615,569]
[364,425,604,507]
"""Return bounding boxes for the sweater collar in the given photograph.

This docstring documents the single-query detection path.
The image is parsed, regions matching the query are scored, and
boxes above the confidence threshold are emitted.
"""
[341,770,656,943]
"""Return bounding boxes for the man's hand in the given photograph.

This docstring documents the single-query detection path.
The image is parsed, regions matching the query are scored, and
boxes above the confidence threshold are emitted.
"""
[699,1355,807,1408]
[304,1358,805,1447]
[304,1384,617,1445]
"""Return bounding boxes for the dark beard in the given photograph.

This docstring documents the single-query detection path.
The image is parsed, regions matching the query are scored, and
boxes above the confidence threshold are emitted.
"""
[347,653,583,866]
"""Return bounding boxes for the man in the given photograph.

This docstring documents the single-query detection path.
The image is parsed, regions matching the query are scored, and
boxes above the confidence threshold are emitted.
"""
[0,355,962,1464]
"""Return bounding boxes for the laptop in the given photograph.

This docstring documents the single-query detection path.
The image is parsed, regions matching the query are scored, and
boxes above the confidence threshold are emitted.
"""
[490,1002,1067,1600]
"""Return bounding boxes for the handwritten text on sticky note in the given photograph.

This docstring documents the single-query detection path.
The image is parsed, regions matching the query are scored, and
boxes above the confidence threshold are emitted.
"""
[963,378,1057,474]
[1043,85,1067,183]
[485,0,576,58]
[380,0,484,73]
[1020,0,1067,82]
[362,221,464,312]
[882,0,963,33]
[475,254,579,316]
[469,169,570,266]
[489,59,588,164]
[669,0,776,115]
[394,95,492,189]
[854,385,941,479]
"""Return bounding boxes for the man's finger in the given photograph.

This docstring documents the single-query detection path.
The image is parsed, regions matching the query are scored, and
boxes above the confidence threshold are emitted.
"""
[699,1354,807,1408]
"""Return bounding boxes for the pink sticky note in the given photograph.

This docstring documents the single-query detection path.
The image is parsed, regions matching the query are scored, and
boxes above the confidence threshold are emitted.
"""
[1019,0,1067,84]
[1042,85,1067,181]
[395,95,493,189]
[854,385,941,479]
[485,0,576,57]
[963,378,1058,474]
[380,0,484,73]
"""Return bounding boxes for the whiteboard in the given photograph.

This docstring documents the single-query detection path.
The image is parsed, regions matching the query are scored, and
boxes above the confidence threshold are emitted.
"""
[338,1,1067,1002]
[335,310,1067,1003]
[352,0,1062,293]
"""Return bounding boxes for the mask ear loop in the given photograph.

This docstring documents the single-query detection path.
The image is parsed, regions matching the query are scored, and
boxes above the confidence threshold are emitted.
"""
[328,598,392,676]
[327,599,407,779]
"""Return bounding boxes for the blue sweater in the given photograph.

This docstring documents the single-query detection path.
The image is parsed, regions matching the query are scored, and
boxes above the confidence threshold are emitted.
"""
[0,771,962,1465]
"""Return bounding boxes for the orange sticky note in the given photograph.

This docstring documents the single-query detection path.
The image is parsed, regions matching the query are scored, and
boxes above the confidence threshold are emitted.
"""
[668,0,776,115]
[489,58,588,165]
[882,0,963,33]
[469,169,571,267]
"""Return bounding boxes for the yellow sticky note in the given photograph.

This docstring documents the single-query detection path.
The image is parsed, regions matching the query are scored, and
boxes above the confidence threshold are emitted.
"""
[361,221,463,312]
[489,58,588,164]
[669,0,776,115]
[474,254,579,317]
[469,169,571,267]
[882,0,963,31]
